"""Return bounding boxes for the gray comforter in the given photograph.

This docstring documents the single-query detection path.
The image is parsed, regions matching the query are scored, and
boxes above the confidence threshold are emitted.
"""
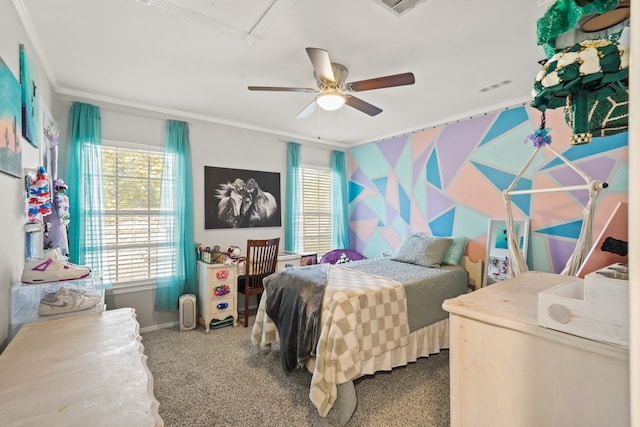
[263,258,468,372]
[342,258,468,331]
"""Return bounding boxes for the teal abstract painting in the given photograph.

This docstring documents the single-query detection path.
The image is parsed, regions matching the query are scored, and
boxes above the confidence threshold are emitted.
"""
[0,56,22,177]
[20,44,38,148]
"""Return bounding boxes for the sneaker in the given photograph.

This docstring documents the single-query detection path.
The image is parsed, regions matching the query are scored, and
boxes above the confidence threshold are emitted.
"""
[21,249,92,284]
[38,286,102,316]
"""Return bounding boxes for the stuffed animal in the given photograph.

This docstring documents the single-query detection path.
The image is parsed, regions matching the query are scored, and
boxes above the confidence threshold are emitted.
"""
[227,246,242,258]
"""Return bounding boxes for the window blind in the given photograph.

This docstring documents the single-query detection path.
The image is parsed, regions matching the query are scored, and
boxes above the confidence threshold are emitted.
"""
[100,145,174,286]
[300,167,332,256]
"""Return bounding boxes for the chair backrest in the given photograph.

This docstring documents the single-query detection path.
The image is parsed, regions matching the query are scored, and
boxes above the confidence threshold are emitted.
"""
[244,238,280,291]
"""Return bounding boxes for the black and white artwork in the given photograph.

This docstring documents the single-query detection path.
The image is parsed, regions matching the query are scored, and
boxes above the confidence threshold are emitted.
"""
[204,166,281,229]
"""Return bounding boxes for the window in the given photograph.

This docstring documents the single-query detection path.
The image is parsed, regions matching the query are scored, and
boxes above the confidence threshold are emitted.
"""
[299,166,332,256]
[101,144,174,287]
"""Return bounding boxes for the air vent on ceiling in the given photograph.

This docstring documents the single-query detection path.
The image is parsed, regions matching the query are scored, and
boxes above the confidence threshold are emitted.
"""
[373,0,427,16]
[478,80,513,93]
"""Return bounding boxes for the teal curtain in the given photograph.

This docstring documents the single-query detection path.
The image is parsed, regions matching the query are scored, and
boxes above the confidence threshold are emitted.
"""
[285,142,301,252]
[331,150,349,248]
[66,102,109,277]
[155,120,197,311]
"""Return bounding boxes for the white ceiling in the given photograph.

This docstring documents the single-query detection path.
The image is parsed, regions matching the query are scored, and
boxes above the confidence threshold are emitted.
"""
[15,0,553,146]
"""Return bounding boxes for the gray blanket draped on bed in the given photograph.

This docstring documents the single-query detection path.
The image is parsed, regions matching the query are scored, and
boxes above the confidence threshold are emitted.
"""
[264,264,328,372]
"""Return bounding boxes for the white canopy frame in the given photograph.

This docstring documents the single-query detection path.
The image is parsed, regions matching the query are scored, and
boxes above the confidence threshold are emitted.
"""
[502,143,608,277]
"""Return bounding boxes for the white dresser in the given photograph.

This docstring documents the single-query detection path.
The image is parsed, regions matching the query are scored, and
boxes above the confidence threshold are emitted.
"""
[0,308,162,426]
[443,271,629,427]
[197,261,238,332]
[276,251,302,270]
[275,251,318,271]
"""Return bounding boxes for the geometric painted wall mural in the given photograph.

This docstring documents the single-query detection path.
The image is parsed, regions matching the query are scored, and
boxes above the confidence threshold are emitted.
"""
[347,105,629,274]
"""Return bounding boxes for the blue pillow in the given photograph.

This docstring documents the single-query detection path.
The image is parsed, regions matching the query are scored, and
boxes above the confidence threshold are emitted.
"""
[414,233,468,266]
[442,236,468,265]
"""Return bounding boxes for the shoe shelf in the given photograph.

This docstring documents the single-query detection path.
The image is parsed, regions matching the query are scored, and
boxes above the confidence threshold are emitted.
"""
[10,273,107,341]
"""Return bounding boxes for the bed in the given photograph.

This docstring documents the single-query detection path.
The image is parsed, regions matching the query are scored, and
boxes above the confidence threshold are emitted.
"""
[251,234,483,424]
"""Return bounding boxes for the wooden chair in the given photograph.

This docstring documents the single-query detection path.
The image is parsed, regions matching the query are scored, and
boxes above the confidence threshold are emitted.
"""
[237,238,280,327]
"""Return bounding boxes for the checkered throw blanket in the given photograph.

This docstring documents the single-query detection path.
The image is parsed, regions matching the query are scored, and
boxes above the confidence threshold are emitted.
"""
[251,264,409,417]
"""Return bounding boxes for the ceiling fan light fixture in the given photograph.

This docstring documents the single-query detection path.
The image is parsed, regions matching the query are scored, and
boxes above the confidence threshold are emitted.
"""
[316,91,345,111]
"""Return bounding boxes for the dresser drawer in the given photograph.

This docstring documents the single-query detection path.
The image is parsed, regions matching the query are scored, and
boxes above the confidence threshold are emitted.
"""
[209,297,235,316]
[210,282,235,298]
[207,267,236,283]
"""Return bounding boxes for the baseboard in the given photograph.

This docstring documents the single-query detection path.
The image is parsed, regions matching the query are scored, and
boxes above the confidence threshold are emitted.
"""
[140,321,179,333]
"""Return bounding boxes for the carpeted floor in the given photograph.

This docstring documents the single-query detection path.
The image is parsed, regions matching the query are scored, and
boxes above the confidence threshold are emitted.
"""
[142,322,450,427]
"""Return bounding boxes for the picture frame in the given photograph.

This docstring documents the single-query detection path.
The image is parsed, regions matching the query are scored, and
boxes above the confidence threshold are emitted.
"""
[19,44,39,147]
[483,218,530,287]
[0,55,22,178]
[40,102,58,179]
[204,166,281,229]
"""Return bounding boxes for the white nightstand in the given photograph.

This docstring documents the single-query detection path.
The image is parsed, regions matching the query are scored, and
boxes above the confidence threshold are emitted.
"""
[197,261,238,332]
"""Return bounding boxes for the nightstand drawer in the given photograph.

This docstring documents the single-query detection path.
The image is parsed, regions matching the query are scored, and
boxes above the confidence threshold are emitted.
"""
[209,297,235,316]
[210,282,234,298]
[207,267,235,283]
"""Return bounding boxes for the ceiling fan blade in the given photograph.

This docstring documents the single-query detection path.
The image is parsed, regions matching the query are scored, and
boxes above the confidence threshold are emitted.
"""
[347,72,415,92]
[345,95,383,116]
[296,100,317,119]
[306,47,335,82]
[248,86,316,93]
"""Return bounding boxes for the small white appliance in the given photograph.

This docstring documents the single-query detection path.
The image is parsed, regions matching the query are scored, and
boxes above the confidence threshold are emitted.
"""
[179,294,197,331]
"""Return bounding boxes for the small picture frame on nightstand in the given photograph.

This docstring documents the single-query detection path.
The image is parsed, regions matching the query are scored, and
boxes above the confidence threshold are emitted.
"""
[483,218,529,287]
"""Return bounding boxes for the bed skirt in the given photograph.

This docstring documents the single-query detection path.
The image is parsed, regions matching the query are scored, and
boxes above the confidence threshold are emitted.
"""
[306,318,450,425]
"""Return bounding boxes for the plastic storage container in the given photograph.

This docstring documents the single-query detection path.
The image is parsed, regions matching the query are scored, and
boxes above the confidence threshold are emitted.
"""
[11,273,107,340]
[538,263,629,347]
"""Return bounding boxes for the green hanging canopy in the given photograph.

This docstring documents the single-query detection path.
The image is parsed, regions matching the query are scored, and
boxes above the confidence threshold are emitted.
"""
[537,0,629,58]
[564,88,629,138]
[531,39,629,144]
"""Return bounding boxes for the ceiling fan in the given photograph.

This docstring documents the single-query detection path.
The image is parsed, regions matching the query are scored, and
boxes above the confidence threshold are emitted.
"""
[248,47,415,118]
